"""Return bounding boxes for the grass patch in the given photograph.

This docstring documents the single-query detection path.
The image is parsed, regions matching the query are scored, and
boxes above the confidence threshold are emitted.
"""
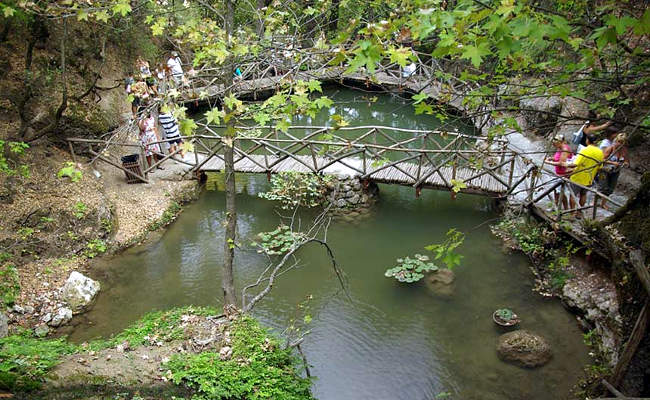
[0,331,78,391]
[167,315,313,400]
[88,306,216,351]
[0,253,20,309]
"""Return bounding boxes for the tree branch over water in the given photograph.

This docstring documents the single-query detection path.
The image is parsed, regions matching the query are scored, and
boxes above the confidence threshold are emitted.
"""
[242,208,349,313]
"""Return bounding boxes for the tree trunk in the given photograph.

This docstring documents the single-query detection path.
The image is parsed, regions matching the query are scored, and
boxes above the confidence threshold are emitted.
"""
[221,0,238,308]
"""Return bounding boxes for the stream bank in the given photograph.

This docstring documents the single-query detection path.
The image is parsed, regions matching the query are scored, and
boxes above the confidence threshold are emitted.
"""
[0,143,199,336]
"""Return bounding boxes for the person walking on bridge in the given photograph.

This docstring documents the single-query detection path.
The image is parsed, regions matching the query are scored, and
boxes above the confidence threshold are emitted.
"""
[568,133,603,218]
[167,51,185,88]
[544,133,572,210]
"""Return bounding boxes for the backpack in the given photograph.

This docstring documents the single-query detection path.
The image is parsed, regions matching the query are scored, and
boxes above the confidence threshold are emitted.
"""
[571,122,588,153]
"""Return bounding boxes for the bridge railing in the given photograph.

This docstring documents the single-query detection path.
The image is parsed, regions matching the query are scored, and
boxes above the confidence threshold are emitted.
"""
[65,119,625,222]
[191,123,517,195]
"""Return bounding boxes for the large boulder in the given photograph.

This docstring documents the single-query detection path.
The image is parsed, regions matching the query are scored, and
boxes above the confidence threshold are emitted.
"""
[60,271,100,314]
[497,330,552,368]
[520,96,562,136]
[0,312,8,338]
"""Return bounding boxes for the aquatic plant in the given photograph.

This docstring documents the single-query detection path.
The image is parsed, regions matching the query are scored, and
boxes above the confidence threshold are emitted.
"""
[425,229,466,269]
[253,225,306,256]
[495,308,515,321]
[384,254,439,283]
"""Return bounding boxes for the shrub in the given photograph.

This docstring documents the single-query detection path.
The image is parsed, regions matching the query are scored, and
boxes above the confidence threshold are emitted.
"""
[259,171,332,210]
[0,257,19,308]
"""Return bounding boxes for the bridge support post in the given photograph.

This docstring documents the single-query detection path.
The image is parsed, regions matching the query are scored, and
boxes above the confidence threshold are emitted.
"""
[266,171,272,182]
[415,186,422,198]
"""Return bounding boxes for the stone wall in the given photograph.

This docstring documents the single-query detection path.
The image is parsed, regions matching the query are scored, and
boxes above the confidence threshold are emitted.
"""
[326,176,379,220]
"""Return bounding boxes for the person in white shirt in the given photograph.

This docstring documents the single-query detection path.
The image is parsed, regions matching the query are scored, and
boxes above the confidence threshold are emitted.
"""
[167,51,185,87]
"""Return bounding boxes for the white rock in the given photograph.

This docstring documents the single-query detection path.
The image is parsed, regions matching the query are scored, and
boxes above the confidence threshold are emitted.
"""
[60,271,100,314]
[219,346,233,360]
[42,313,52,323]
[49,307,73,327]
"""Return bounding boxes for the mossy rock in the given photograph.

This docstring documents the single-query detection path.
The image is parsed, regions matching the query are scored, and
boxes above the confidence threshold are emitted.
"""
[496,330,552,368]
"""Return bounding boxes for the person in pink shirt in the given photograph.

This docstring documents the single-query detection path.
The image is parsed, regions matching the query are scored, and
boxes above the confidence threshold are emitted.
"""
[545,133,573,210]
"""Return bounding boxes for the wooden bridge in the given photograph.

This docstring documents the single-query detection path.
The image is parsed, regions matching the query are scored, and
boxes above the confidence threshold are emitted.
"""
[67,43,626,225]
[189,124,514,197]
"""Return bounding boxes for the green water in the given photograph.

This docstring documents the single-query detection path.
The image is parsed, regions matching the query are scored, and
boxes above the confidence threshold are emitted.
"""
[70,89,590,399]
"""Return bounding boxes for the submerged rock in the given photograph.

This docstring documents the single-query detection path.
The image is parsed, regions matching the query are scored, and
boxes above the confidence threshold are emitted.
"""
[60,271,100,314]
[496,330,552,368]
[425,269,455,297]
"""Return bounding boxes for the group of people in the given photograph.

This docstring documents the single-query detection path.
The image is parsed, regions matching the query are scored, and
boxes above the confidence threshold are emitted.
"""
[136,106,185,170]
[125,52,187,116]
[545,119,628,217]
[122,52,190,170]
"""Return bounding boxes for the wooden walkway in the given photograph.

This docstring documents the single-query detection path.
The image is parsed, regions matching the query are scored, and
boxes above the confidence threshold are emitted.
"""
[199,153,509,196]
[189,125,515,197]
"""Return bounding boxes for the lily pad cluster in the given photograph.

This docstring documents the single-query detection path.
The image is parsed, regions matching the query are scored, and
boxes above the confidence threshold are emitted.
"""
[252,225,306,256]
[384,254,439,283]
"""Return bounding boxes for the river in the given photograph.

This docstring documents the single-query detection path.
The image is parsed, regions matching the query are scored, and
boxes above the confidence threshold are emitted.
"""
[70,88,590,399]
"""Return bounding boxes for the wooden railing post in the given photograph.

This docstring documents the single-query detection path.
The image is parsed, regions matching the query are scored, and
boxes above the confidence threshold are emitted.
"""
[507,155,515,189]
[592,195,598,220]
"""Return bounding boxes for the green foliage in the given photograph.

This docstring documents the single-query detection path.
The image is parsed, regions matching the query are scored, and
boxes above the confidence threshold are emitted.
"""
[258,172,332,210]
[17,227,35,240]
[253,225,306,256]
[89,306,216,351]
[493,218,552,260]
[149,202,182,231]
[547,244,577,290]
[84,239,107,258]
[582,329,596,346]
[449,179,467,194]
[0,141,29,178]
[57,162,83,183]
[0,255,20,308]
[73,201,88,219]
[425,229,466,269]
[385,254,439,283]
[0,332,78,391]
[495,308,515,321]
[167,315,313,400]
